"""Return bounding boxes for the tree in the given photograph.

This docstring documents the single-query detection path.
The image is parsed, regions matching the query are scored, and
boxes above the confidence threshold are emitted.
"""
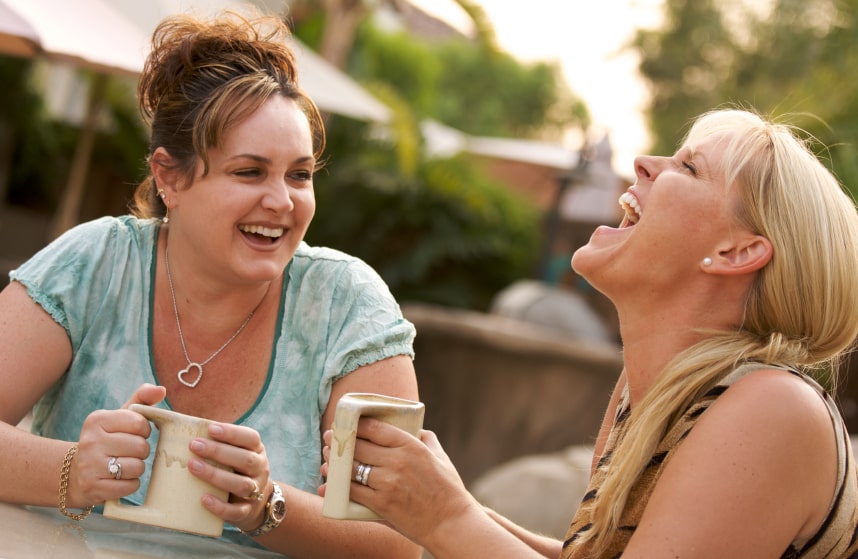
[306,114,541,310]
[633,0,742,155]
[352,23,588,140]
[287,0,500,70]
[633,0,858,196]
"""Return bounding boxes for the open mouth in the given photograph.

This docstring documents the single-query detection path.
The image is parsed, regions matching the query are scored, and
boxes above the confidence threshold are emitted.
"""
[238,224,284,244]
[618,192,641,228]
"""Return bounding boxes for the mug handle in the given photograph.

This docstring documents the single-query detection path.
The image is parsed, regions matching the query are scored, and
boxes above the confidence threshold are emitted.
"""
[322,394,424,520]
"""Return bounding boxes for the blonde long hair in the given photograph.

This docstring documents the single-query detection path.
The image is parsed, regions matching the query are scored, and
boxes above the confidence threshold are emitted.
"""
[583,109,858,555]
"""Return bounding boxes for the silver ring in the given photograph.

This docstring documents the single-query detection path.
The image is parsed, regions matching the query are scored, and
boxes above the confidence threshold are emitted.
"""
[108,456,122,480]
[355,463,372,486]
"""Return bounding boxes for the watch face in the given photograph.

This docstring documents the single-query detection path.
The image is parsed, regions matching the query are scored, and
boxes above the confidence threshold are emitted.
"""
[272,499,286,521]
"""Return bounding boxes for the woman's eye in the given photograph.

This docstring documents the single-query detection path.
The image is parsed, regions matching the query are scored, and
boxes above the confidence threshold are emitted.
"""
[291,170,313,182]
[235,168,261,177]
[682,161,697,175]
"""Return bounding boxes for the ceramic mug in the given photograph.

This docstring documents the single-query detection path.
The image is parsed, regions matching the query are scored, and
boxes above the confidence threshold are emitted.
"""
[103,404,230,537]
[322,393,425,520]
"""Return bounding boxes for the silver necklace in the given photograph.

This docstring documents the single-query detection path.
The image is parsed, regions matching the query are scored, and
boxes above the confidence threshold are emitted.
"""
[165,247,261,388]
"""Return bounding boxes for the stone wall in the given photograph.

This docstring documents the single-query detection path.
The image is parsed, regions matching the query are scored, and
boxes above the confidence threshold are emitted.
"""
[402,303,623,486]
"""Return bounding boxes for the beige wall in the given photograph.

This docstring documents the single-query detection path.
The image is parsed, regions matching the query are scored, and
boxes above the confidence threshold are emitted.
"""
[403,303,623,485]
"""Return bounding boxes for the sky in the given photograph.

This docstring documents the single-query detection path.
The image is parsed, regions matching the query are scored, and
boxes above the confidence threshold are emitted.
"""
[407,0,665,174]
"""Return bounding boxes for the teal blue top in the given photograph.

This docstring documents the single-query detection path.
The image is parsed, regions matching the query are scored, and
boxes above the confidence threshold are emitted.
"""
[9,216,415,543]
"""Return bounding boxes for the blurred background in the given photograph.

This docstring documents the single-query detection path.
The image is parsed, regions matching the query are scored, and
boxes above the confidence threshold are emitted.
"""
[3,0,858,539]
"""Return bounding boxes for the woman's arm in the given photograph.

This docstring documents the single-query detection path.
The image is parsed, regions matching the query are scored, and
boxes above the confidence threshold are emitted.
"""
[483,506,562,557]
[0,281,80,506]
[0,282,71,427]
[0,282,165,512]
[326,420,558,559]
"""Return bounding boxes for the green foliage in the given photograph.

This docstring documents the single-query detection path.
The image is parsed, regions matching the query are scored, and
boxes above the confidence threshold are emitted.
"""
[99,76,151,186]
[634,0,740,155]
[288,7,568,310]
[306,115,541,310]
[634,0,858,197]
[0,59,148,213]
[352,24,589,140]
[349,26,443,117]
[0,58,73,209]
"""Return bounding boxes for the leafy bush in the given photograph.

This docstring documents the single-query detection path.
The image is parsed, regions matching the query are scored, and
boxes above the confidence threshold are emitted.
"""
[307,116,540,310]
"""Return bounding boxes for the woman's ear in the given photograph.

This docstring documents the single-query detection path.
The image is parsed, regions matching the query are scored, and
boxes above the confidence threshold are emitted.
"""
[705,234,773,275]
[150,147,180,201]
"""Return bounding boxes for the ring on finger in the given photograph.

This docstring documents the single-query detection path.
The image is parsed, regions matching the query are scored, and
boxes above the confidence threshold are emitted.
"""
[107,456,122,480]
[355,462,372,486]
[246,479,264,501]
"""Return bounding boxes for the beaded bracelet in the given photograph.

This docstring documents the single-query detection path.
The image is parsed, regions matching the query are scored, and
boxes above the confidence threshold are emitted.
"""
[58,444,94,521]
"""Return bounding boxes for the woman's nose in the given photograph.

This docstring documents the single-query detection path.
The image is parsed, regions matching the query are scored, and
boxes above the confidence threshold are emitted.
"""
[634,155,662,181]
[263,181,295,212]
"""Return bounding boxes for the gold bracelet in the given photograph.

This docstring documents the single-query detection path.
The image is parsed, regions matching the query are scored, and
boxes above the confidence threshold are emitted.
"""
[58,444,94,521]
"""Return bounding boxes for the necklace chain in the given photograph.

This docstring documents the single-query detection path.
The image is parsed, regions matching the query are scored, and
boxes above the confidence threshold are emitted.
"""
[165,247,261,388]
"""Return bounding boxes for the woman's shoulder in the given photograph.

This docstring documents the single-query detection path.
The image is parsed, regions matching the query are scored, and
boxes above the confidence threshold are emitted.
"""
[636,366,844,555]
[293,242,362,266]
[46,215,157,253]
[690,367,840,508]
[291,243,389,287]
[14,216,156,276]
[712,366,835,433]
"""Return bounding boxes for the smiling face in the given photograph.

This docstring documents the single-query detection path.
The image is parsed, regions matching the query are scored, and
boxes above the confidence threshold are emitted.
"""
[572,134,741,299]
[162,95,316,284]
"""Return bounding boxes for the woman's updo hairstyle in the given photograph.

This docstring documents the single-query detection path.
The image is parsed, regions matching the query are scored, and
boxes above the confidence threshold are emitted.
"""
[131,9,325,219]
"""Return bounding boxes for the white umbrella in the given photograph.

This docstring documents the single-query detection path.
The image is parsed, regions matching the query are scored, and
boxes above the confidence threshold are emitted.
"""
[288,37,391,124]
[0,1,38,58]
[110,0,392,122]
[6,0,394,118]
[1,0,148,77]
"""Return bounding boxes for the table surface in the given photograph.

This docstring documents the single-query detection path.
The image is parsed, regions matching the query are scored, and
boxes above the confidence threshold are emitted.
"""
[0,502,285,558]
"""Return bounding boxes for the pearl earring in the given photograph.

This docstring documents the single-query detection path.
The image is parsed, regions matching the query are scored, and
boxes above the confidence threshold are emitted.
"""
[702,257,712,266]
[158,189,170,223]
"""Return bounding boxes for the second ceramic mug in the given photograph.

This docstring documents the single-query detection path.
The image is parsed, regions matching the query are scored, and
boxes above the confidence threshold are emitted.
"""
[103,404,231,537]
[322,393,425,520]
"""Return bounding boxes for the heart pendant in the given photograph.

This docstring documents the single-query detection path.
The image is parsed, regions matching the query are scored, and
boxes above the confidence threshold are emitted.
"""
[177,363,203,388]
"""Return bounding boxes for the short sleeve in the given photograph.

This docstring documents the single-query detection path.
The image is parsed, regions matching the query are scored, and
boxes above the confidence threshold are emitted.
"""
[9,216,158,442]
[10,217,145,345]
[324,257,415,379]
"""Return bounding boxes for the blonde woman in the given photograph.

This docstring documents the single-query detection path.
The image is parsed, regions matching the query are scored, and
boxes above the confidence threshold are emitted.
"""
[325,108,858,558]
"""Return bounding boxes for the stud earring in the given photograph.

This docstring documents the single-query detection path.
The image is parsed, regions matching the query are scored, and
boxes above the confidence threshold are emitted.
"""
[702,257,712,267]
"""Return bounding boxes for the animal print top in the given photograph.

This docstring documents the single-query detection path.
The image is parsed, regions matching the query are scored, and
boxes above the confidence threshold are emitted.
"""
[561,363,858,559]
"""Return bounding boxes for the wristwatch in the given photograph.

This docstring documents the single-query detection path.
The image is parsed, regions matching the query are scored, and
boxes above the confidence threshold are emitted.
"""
[242,481,286,537]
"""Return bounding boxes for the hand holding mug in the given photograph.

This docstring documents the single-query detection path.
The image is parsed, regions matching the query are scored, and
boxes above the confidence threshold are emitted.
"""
[183,418,273,534]
[103,404,231,537]
[68,384,166,509]
[321,413,481,550]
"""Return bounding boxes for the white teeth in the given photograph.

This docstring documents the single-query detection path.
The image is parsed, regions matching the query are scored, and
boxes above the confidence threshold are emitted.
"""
[618,192,641,224]
[239,224,284,238]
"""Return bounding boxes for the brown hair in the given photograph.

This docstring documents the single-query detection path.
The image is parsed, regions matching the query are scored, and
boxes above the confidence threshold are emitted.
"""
[130,10,326,219]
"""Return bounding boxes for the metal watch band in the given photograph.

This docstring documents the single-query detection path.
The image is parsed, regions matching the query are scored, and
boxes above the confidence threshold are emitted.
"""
[241,481,285,537]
